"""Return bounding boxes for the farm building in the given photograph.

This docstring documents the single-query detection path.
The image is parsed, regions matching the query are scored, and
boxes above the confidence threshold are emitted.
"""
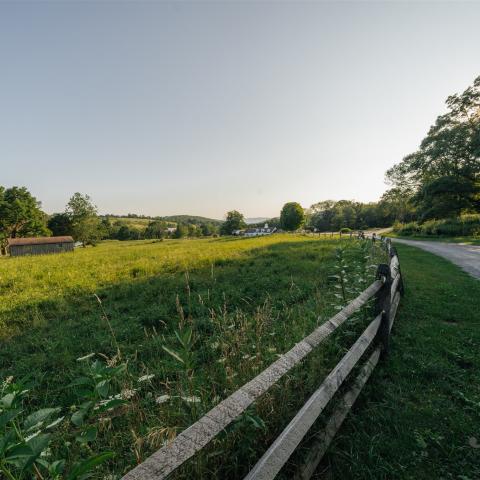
[7,236,74,257]
[234,224,277,237]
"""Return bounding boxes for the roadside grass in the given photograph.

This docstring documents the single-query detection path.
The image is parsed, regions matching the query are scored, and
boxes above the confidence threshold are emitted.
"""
[387,231,480,246]
[0,235,386,478]
[319,243,480,479]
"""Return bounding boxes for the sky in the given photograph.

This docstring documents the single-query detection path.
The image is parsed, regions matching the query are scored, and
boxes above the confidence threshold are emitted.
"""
[1,2,480,219]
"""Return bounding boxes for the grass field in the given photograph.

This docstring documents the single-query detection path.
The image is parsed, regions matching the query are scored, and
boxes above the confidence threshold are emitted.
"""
[0,235,385,479]
[319,243,480,479]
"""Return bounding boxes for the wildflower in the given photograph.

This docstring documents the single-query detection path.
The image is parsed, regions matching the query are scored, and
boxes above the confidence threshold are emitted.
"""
[267,347,276,353]
[155,395,171,404]
[76,353,95,362]
[181,395,201,403]
[40,447,52,458]
[121,388,137,400]
[138,374,155,383]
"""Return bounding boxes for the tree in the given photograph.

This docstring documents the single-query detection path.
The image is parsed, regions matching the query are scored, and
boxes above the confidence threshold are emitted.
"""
[66,193,102,246]
[280,202,305,231]
[144,220,167,239]
[220,210,246,235]
[0,186,49,253]
[200,222,217,236]
[48,213,73,236]
[100,217,114,239]
[116,225,132,241]
[386,76,480,219]
[308,201,336,231]
[174,223,188,238]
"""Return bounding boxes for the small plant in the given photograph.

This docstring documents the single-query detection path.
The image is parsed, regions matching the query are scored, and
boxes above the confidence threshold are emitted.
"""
[0,355,131,480]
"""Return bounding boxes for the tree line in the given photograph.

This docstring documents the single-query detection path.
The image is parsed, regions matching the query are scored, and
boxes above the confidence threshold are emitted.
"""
[0,189,222,253]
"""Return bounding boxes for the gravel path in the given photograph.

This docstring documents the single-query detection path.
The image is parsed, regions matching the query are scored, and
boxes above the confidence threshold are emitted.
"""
[393,238,480,279]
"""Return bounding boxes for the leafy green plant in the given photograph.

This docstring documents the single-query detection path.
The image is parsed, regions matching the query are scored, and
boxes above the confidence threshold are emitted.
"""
[0,356,129,480]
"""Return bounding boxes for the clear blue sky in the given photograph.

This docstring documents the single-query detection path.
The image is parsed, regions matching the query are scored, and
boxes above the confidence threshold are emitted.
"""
[1,2,479,219]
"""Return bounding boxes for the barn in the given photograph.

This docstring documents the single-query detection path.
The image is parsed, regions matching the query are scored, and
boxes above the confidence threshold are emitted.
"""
[7,236,75,257]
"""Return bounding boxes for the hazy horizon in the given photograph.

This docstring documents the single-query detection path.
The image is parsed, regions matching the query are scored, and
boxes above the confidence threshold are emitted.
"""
[2,1,480,218]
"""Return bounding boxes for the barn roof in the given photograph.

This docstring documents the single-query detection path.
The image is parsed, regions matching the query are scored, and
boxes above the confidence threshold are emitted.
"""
[7,236,74,247]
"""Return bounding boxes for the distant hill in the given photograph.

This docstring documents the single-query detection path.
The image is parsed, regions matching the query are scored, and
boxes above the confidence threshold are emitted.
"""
[102,214,222,228]
[161,215,223,225]
[245,217,269,225]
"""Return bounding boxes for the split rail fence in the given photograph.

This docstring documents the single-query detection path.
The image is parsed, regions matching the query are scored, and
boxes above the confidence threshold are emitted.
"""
[122,237,403,480]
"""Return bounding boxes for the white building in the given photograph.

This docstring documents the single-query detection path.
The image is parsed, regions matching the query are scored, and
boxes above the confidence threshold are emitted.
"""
[243,224,277,237]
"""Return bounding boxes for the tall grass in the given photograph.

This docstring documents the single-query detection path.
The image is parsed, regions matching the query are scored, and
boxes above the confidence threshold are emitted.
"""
[0,235,385,478]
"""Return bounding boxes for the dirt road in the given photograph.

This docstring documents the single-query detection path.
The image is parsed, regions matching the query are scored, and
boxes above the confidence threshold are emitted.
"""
[393,238,480,279]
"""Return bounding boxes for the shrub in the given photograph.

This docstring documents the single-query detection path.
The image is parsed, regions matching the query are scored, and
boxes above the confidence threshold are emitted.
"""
[393,215,480,237]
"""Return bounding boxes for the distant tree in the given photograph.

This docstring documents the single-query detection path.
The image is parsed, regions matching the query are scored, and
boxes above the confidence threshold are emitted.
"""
[100,217,114,239]
[48,213,73,236]
[116,225,131,241]
[308,201,336,231]
[280,202,305,231]
[144,220,167,239]
[66,193,102,246]
[0,186,49,253]
[220,210,246,235]
[174,223,188,238]
[200,222,217,236]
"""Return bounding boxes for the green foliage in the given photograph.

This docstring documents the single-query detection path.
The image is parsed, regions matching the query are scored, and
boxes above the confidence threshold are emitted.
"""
[393,214,480,237]
[48,213,74,237]
[144,220,167,239]
[220,210,246,235]
[308,199,399,232]
[280,202,305,231]
[386,75,480,220]
[0,357,126,480]
[173,223,188,238]
[162,215,222,226]
[200,222,218,236]
[66,193,103,246]
[0,186,49,251]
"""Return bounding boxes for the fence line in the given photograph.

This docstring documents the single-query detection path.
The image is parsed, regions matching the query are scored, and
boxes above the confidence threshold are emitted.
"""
[122,236,402,480]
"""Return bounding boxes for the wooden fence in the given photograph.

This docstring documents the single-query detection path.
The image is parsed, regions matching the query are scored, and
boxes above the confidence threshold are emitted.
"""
[122,237,403,480]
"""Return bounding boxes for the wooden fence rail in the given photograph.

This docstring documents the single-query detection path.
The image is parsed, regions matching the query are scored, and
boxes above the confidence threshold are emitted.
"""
[122,236,403,480]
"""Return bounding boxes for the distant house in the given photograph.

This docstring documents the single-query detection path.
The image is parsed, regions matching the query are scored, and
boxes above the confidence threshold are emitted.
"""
[166,227,176,234]
[242,224,277,237]
[7,236,74,257]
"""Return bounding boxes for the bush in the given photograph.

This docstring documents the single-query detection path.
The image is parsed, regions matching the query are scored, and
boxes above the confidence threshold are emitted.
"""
[340,228,352,234]
[393,215,480,237]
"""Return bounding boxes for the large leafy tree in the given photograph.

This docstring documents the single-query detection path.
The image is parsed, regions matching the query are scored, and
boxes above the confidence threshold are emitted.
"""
[48,212,74,236]
[386,76,480,219]
[144,220,167,239]
[280,202,305,231]
[0,186,49,251]
[66,193,102,246]
[220,210,246,235]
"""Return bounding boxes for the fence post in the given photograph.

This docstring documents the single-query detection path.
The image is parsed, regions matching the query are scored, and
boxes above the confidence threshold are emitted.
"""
[375,263,392,357]
[389,244,405,295]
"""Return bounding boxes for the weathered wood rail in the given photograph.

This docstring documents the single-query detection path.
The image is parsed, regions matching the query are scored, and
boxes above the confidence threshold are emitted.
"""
[122,237,403,480]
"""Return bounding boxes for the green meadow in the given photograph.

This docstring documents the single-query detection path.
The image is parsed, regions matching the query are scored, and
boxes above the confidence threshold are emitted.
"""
[0,235,384,478]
